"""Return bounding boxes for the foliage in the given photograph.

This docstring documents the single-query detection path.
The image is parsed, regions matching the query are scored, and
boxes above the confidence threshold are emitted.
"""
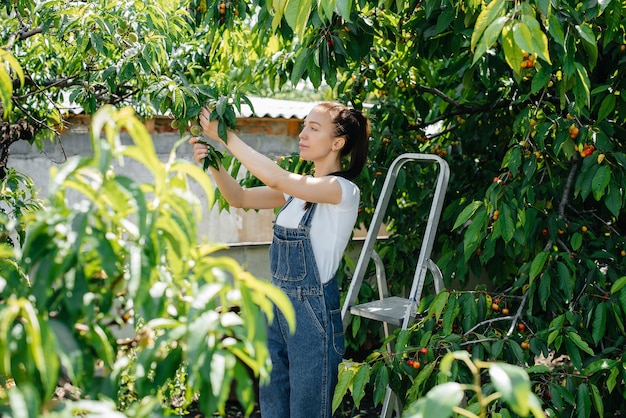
[0,168,43,246]
[0,106,294,416]
[2,0,626,417]
[402,351,545,418]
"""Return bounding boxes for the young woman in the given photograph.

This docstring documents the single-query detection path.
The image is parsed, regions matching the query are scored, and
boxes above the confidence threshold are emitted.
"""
[190,102,370,418]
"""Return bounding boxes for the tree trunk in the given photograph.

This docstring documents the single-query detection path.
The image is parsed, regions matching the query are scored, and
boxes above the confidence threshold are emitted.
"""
[0,114,36,181]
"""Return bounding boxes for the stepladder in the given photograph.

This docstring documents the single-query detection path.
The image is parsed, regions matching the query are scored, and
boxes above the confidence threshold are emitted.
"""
[341,153,450,417]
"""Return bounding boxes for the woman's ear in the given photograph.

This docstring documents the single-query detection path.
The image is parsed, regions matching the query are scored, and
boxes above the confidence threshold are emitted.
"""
[332,136,346,151]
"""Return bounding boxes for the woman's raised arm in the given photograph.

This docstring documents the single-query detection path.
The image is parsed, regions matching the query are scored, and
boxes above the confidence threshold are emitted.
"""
[189,136,285,210]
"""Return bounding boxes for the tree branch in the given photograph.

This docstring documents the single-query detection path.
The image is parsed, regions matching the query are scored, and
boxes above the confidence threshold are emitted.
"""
[558,155,582,219]
[417,84,464,108]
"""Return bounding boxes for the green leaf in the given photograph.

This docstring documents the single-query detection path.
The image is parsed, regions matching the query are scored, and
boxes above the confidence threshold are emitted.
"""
[471,0,506,52]
[567,331,594,356]
[19,301,59,398]
[575,24,598,69]
[597,94,616,122]
[463,206,488,260]
[285,0,312,40]
[0,50,24,117]
[607,366,619,393]
[578,161,598,201]
[583,358,618,375]
[291,49,312,85]
[473,16,508,64]
[620,288,626,317]
[153,345,183,387]
[404,382,464,418]
[413,360,436,391]
[332,363,355,413]
[591,165,610,200]
[529,251,548,285]
[442,293,458,335]
[351,364,371,407]
[506,146,522,175]
[614,152,626,169]
[538,271,550,310]
[591,303,607,345]
[217,119,228,142]
[453,201,482,230]
[0,65,12,118]
[564,336,583,371]
[336,0,352,20]
[372,364,389,405]
[508,340,525,365]
[0,49,25,86]
[428,291,450,321]
[512,21,534,58]
[570,232,583,251]
[521,12,551,64]
[8,385,40,418]
[89,323,116,369]
[574,62,591,107]
[611,303,625,334]
[610,276,626,294]
[604,183,621,218]
[318,0,335,21]
[577,383,591,418]
[396,329,410,353]
[490,363,538,416]
[500,203,515,243]
[590,383,603,418]
[501,23,524,80]
[557,262,574,301]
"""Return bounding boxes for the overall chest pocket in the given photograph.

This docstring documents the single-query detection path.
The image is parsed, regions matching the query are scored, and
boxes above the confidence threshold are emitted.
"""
[270,237,308,282]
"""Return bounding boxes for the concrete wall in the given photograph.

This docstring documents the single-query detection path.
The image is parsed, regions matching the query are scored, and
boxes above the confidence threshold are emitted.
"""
[8,114,370,280]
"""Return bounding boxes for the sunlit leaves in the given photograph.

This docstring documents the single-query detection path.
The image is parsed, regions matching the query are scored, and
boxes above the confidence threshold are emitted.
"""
[471,1,550,78]
[332,362,372,412]
[404,382,464,418]
[285,0,312,40]
[0,297,60,401]
[490,363,545,417]
[575,24,598,69]
[0,49,24,118]
[471,0,505,55]
[0,106,294,416]
[403,352,544,418]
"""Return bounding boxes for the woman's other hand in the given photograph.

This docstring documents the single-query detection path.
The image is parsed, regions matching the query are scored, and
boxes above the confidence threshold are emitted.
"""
[189,136,210,165]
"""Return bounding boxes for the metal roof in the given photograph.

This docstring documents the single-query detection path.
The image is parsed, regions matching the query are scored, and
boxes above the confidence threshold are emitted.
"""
[60,92,319,120]
[238,97,319,119]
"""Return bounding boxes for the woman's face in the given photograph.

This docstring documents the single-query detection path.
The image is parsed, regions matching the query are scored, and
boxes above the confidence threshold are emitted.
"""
[298,107,342,162]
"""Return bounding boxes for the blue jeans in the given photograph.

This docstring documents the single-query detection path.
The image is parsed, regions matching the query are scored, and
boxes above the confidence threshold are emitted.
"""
[261,201,345,418]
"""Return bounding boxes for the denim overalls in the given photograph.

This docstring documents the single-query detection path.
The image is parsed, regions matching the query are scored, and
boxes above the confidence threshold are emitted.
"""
[260,198,345,418]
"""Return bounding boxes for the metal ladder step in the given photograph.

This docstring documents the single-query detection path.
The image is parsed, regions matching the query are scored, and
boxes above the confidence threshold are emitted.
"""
[350,296,416,326]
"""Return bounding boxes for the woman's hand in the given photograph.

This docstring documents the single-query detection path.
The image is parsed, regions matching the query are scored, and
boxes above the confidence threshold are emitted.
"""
[199,107,224,144]
[189,136,210,165]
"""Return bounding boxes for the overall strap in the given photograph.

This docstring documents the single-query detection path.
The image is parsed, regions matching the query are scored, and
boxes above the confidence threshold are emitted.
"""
[300,202,317,228]
[274,196,294,221]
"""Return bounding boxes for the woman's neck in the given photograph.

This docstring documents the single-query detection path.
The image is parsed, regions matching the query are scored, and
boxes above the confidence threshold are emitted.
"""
[313,166,340,177]
[313,159,341,177]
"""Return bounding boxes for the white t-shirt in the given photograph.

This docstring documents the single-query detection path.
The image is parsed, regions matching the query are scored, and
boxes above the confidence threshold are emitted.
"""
[275,177,360,284]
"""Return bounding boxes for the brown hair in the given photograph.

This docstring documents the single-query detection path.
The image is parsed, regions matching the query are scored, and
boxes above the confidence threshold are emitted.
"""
[315,102,370,181]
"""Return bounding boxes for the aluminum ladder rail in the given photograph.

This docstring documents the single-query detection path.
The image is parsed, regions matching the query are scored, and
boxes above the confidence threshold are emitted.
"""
[341,153,450,417]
